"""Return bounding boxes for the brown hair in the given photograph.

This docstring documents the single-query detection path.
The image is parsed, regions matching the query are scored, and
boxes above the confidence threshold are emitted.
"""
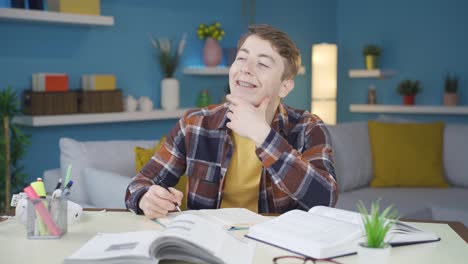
[237,24,301,80]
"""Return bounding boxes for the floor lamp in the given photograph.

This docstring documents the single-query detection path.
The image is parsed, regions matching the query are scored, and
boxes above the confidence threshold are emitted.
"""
[311,43,337,125]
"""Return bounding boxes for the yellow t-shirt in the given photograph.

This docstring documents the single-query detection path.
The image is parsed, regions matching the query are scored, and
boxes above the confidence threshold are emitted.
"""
[220,132,262,213]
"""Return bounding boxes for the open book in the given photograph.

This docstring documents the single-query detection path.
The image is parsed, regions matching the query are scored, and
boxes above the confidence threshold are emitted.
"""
[246,206,440,259]
[154,208,268,230]
[64,214,255,264]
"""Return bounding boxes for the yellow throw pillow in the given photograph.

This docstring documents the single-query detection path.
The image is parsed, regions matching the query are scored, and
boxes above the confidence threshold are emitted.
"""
[368,121,448,188]
[134,136,188,210]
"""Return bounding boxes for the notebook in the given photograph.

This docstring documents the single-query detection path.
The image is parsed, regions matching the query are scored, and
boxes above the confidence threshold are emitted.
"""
[154,208,269,230]
[64,213,255,264]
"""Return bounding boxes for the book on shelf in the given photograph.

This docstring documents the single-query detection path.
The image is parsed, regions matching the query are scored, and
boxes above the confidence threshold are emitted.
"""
[64,213,255,264]
[154,208,269,230]
[32,73,69,92]
[82,74,116,91]
[246,206,440,259]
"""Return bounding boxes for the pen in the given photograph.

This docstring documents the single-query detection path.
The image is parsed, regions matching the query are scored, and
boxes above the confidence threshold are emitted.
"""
[62,180,74,197]
[54,178,62,190]
[155,179,182,212]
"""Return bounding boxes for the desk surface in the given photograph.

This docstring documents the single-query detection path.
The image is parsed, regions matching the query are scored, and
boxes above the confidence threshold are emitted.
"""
[1,210,467,264]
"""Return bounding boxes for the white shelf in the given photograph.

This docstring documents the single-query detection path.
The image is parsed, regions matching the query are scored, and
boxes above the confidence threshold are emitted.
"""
[348,69,395,79]
[183,66,306,75]
[349,104,468,115]
[12,109,190,127]
[0,8,114,26]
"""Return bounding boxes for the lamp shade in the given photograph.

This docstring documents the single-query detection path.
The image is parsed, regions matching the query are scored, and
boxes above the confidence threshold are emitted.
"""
[311,43,337,124]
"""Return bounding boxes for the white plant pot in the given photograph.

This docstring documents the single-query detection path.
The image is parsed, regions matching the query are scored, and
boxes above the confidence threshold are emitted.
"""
[357,242,391,264]
[161,78,179,110]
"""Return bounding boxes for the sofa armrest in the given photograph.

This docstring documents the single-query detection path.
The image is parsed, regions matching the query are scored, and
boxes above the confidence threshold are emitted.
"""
[43,168,61,193]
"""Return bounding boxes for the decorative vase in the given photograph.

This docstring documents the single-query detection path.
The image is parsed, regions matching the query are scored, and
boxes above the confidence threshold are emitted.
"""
[403,95,415,105]
[203,37,222,67]
[357,242,391,264]
[161,78,179,110]
[365,55,378,70]
[443,93,458,106]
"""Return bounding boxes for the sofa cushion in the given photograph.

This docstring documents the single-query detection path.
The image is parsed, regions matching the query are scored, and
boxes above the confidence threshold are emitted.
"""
[444,124,468,187]
[368,121,448,187]
[82,167,131,208]
[59,137,156,204]
[325,122,372,192]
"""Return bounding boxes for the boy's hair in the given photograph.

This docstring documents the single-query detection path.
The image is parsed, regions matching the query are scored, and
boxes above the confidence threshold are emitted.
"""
[237,24,301,80]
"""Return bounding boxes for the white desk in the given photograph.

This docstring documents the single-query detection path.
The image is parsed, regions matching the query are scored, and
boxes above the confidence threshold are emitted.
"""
[1,211,467,264]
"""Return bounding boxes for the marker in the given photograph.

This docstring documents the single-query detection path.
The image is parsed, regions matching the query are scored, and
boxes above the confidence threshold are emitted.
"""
[30,178,46,198]
[155,179,182,212]
[62,180,74,197]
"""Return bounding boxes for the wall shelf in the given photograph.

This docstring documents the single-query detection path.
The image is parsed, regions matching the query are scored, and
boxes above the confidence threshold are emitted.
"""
[184,65,306,76]
[12,109,190,127]
[0,8,114,26]
[349,104,468,115]
[348,69,395,79]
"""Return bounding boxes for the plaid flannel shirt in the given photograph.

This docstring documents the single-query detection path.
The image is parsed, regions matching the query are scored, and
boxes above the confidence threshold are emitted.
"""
[125,102,338,214]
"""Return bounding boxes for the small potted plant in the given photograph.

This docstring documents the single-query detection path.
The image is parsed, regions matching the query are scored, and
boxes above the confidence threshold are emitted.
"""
[149,33,187,110]
[397,80,421,105]
[444,74,458,106]
[357,200,399,264]
[197,22,225,66]
[363,45,381,70]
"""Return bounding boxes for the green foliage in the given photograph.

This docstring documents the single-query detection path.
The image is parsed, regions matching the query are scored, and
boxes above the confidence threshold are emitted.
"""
[149,34,187,78]
[357,200,399,248]
[363,45,381,56]
[397,80,421,96]
[445,74,458,93]
[197,22,225,41]
[0,87,30,212]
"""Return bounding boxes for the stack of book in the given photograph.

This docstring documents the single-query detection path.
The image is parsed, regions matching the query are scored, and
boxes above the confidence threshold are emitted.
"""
[32,73,69,92]
[82,74,116,91]
[47,0,101,16]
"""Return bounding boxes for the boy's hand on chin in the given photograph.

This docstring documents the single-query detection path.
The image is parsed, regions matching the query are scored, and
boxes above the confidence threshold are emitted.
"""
[226,94,271,146]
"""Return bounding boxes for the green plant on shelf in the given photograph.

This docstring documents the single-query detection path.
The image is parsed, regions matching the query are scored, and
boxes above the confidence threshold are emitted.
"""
[397,80,421,96]
[445,74,458,94]
[363,45,381,56]
[196,22,225,41]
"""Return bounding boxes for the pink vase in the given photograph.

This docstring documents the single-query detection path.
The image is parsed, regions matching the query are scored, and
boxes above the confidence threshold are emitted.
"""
[203,37,222,66]
[443,93,458,106]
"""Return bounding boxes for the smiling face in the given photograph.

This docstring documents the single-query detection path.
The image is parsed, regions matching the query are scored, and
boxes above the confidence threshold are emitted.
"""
[229,35,294,107]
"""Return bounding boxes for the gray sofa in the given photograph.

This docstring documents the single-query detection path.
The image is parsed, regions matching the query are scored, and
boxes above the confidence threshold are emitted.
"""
[327,120,468,226]
[43,120,468,226]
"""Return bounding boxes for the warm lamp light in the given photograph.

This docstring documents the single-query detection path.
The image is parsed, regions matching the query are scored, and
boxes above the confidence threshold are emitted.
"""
[311,44,337,124]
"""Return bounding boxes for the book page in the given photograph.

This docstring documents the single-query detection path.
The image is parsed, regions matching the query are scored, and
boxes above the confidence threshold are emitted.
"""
[153,208,268,230]
[247,210,361,259]
[65,231,160,263]
[154,214,255,264]
[309,206,439,243]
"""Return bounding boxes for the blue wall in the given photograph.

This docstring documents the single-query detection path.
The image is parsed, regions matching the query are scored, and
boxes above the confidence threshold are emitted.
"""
[337,0,468,123]
[1,0,337,181]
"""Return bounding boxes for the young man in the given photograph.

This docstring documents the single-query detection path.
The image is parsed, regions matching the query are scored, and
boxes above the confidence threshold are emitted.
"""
[126,24,338,218]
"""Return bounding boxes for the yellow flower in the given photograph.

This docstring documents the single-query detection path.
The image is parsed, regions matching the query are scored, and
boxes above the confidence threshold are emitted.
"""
[196,22,225,41]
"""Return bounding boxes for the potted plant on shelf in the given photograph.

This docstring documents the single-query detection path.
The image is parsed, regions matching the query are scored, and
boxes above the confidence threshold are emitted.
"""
[363,45,381,70]
[357,200,399,264]
[444,74,458,106]
[149,33,187,110]
[0,87,30,213]
[197,22,225,67]
[397,80,421,105]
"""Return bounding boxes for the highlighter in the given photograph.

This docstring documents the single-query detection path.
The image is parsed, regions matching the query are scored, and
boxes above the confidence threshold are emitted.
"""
[30,178,47,197]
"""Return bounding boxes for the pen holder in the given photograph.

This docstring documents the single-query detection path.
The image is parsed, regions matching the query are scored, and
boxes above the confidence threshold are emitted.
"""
[26,196,67,239]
